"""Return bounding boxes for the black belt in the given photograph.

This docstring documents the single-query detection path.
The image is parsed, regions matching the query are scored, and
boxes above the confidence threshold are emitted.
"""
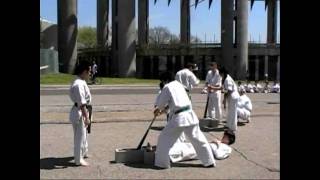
[74,103,90,108]
[175,105,191,114]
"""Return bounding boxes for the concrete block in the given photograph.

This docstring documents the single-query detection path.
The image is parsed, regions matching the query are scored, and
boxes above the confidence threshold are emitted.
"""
[114,148,144,163]
[143,146,156,165]
[199,118,220,128]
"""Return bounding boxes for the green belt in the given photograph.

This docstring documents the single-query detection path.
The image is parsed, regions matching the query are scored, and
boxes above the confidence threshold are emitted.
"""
[175,105,191,114]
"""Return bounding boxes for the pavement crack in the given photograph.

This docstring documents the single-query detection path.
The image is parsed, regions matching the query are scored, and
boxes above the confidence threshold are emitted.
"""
[207,132,279,173]
[97,165,103,178]
[232,147,280,173]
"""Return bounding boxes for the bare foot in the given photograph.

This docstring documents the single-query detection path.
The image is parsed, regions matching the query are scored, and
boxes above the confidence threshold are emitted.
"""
[76,159,90,166]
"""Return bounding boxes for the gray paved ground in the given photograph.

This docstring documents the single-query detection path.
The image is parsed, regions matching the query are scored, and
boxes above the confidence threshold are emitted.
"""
[40,86,280,179]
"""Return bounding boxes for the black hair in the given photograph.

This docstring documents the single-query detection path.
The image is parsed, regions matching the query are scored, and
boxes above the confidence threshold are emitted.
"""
[224,131,236,145]
[185,62,196,69]
[159,71,174,83]
[74,60,91,75]
[159,81,165,90]
[219,66,229,84]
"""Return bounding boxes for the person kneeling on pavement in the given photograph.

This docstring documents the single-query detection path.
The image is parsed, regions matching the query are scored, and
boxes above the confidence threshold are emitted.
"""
[237,89,253,123]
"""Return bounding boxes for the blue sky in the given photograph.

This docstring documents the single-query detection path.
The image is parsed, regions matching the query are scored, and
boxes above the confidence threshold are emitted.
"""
[40,0,280,43]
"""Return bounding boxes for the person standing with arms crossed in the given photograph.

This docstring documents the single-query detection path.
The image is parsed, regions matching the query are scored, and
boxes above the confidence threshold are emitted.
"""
[205,62,222,125]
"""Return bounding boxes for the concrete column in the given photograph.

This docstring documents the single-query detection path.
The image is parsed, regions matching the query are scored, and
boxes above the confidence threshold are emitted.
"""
[180,0,190,44]
[153,56,159,78]
[136,55,143,78]
[255,56,259,81]
[138,0,148,46]
[236,0,248,80]
[276,56,280,81]
[264,55,269,80]
[267,0,277,45]
[221,0,234,76]
[57,0,78,73]
[112,0,136,77]
[97,0,109,48]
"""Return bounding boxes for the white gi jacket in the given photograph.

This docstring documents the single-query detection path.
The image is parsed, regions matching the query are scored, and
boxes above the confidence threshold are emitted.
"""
[175,68,200,91]
[205,70,222,89]
[69,77,92,123]
[237,94,252,112]
[155,80,198,127]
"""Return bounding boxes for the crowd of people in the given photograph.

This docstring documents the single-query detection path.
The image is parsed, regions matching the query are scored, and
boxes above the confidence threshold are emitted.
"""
[67,60,278,169]
[238,80,280,94]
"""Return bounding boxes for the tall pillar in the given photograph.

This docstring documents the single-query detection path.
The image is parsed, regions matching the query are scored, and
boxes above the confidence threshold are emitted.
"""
[57,0,78,73]
[267,0,277,45]
[221,0,234,76]
[236,0,248,79]
[112,0,136,77]
[264,55,269,80]
[138,0,148,46]
[180,0,190,44]
[276,56,280,81]
[97,0,109,48]
[255,56,259,81]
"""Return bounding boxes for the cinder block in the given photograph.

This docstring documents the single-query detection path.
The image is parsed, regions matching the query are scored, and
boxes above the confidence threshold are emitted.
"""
[114,148,144,163]
[200,118,220,128]
[143,146,156,165]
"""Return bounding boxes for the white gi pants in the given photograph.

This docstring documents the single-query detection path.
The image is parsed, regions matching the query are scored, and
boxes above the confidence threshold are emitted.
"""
[71,117,88,164]
[207,92,222,120]
[155,124,215,168]
[237,108,251,121]
[169,142,232,162]
[226,97,239,133]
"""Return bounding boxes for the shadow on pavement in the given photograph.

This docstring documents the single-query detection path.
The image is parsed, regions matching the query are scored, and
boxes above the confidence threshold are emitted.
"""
[40,156,76,170]
[150,126,164,131]
[123,163,162,170]
[200,126,226,132]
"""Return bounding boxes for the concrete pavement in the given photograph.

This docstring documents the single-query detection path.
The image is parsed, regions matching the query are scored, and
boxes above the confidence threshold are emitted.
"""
[40,87,280,179]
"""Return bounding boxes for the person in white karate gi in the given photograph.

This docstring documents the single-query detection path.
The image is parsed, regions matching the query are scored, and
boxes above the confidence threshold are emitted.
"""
[169,138,232,163]
[238,81,246,93]
[271,81,280,93]
[263,81,271,93]
[69,61,92,166]
[208,67,239,145]
[205,62,222,123]
[153,72,215,169]
[237,89,253,123]
[175,63,200,98]
[253,80,263,93]
[245,80,254,93]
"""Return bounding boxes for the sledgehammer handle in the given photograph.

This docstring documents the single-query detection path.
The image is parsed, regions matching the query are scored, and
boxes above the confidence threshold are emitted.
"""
[203,95,209,118]
[137,116,157,150]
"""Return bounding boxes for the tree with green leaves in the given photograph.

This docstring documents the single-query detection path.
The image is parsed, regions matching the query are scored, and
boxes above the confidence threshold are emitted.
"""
[78,26,97,48]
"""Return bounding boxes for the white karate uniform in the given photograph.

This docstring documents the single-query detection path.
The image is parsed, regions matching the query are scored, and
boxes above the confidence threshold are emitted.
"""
[224,75,240,133]
[238,85,246,93]
[169,141,232,163]
[246,83,254,93]
[175,68,200,92]
[69,77,91,165]
[205,70,222,120]
[237,94,252,121]
[253,83,262,93]
[271,83,280,93]
[154,80,215,168]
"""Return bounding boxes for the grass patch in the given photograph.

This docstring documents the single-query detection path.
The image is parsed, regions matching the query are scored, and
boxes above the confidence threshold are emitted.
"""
[40,73,159,85]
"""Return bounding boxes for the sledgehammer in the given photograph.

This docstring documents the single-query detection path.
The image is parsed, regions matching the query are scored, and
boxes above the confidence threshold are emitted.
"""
[136,116,157,150]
